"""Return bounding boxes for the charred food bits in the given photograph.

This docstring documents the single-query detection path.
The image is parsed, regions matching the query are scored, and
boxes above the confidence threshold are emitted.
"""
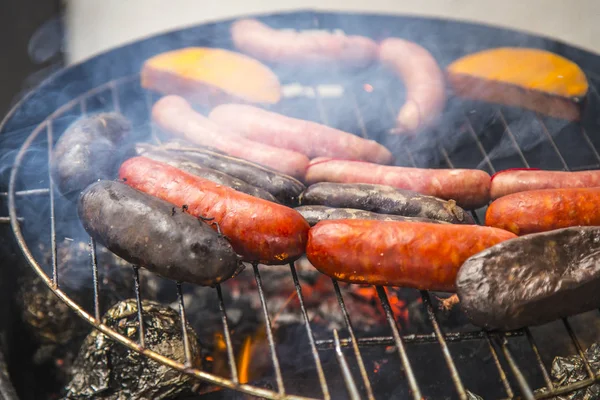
[62,299,202,400]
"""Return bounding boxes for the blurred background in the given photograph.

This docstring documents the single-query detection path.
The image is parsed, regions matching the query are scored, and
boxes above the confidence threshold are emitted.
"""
[2,0,599,119]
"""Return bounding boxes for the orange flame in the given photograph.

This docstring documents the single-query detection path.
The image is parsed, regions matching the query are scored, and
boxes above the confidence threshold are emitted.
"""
[238,336,253,384]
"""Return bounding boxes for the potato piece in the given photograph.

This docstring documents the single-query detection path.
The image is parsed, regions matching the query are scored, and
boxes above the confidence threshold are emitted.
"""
[141,47,281,107]
[447,48,588,120]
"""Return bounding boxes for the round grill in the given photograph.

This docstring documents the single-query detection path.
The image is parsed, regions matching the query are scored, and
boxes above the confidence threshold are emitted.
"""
[2,11,600,400]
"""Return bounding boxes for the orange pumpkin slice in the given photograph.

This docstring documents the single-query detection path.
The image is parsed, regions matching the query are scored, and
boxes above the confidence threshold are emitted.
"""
[141,47,281,107]
[447,48,588,120]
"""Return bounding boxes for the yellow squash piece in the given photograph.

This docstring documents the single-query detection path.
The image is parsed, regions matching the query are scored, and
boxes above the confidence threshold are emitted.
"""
[141,47,281,107]
[447,48,588,120]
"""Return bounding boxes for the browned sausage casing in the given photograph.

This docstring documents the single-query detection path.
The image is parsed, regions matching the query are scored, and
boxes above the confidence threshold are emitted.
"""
[306,220,516,292]
[119,157,310,265]
[485,187,600,235]
[490,168,600,199]
[306,158,491,209]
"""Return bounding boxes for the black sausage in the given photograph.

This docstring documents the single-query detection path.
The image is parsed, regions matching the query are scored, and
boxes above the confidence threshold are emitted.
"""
[294,205,446,226]
[456,226,600,331]
[78,180,242,286]
[299,183,474,224]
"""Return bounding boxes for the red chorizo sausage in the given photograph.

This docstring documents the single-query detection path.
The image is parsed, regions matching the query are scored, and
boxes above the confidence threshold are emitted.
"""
[208,104,393,164]
[230,19,378,69]
[305,158,491,209]
[378,38,447,134]
[119,157,310,264]
[306,220,516,292]
[490,168,600,200]
[152,95,309,179]
[485,187,600,235]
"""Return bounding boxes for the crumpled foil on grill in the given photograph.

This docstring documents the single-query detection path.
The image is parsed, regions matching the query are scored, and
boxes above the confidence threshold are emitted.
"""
[62,299,202,400]
[534,343,600,400]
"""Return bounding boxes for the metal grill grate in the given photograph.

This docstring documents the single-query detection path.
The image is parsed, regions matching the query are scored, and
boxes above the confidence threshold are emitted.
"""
[4,27,600,400]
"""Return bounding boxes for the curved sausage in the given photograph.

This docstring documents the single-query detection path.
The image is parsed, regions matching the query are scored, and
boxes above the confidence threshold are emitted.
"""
[154,141,306,205]
[306,158,490,209]
[306,220,516,292]
[231,18,377,69]
[209,104,393,164]
[299,182,475,224]
[378,38,447,134]
[119,157,310,264]
[51,112,131,198]
[78,180,241,286]
[490,168,600,199]
[485,187,600,235]
[152,95,309,178]
[457,226,600,330]
[295,205,445,226]
[139,150,278,202]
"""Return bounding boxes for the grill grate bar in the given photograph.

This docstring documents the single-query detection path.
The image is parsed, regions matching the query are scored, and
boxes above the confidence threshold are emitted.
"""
[332,280,376,400]
[580,127,600,164]
[252,263,286,396]
[46,121,58,288]
[497,109,531,167]
[333,329,361,400]
[498,336,535,400]
[216,284,239,384]
[290,262,331,400]
[315,329,525,348]
[347,88,370,139]
[177,282,193,367]
[376,286,422,400]
[464,114,496,173]
[0,188,50,197]
[313,87,330,126]
[420,291,467,400]
[484,332,514,398]
[132,266,146,348]
[562,318,595,379]
[535,114,569,170]
[89,237,101,321]
[524,328,553,390]
[110,82,121,113]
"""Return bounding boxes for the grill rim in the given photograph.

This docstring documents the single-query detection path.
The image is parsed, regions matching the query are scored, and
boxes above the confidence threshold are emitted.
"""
[3,11,600,400]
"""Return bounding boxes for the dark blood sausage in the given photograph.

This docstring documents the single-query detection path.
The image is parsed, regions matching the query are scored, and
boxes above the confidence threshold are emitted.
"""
[51,112,131,198]
[208,104,393,164]
[119,157,310,264]
[306,158,491,209]
[485,187,600,235]
[230,18,378,69]
[306,220,516,292]
[456,226,600,330]
[295,205,445,226]
[139,150,278,203]
[159,141,306,205]
[490,168,600,200]
[299,183,475,224]
[78,180,241,286]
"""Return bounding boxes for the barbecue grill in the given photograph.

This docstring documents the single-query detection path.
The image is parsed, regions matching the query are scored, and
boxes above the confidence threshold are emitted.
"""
[2,10,600,400]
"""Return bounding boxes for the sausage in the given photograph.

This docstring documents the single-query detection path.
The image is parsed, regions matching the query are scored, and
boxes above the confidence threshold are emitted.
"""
[295,205,446,226]
[208,104,393,164]
[305,158,491,209]
[51,112,131,198]
[78,180,242,286]
[230,18,378,69]
[456,226,600,330]
[299,182,475,224]
[138,150,278,202]
[485,187,600,235]
[119,157,310,264]
[378,38,447,134]
[156,141,306,205]
[490,168,600,200]
[306,220,516,292]
[152,95,309,178]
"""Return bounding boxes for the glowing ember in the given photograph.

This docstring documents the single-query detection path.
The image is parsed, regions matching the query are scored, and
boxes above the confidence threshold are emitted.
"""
[364,83,374,92]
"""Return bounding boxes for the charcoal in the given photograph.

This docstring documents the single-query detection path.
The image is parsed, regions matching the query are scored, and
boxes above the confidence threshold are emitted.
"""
[534,343,600,399]
[62,299,202,400]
